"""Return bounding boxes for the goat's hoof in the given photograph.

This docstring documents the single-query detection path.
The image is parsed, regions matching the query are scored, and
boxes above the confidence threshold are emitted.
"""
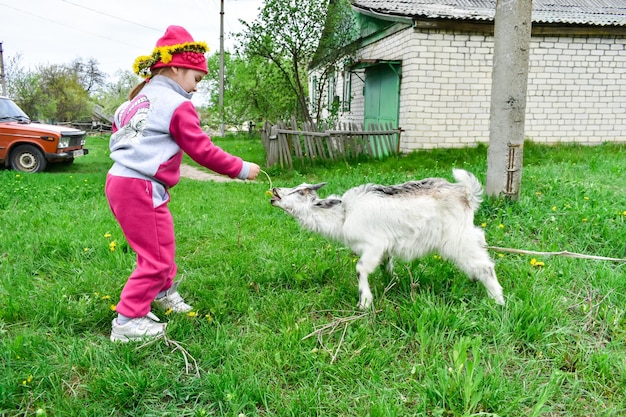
[357,298,373,310]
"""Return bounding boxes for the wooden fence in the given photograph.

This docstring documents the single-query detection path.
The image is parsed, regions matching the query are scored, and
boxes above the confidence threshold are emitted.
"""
[261,120,402,168]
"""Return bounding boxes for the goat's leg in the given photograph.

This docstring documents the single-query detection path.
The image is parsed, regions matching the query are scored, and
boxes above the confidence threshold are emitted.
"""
[355,249,384,309]
[382,256,394,276]
[443,228,505,305]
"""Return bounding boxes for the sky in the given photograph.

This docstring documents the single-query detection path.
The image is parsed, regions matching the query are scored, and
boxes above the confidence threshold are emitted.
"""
[0,0,263,81]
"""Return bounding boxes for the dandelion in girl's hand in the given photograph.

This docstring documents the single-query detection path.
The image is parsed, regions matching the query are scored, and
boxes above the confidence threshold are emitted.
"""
[530,258,545,267]
[109,241,117,251]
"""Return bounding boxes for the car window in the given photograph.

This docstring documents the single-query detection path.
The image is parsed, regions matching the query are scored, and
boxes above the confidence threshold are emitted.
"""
[0,98,30,121]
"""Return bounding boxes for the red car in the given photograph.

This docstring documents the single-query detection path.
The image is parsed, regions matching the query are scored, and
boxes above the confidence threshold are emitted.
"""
[0,96,88,172]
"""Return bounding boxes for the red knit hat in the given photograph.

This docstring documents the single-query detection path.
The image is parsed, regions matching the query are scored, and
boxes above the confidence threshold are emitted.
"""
[133,25,209,78]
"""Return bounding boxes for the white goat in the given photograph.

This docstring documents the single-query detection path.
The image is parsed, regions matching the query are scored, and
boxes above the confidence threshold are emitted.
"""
[269,169,505,308]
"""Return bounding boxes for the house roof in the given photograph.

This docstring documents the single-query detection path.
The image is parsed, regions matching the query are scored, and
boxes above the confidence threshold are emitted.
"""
[351,0,626,26]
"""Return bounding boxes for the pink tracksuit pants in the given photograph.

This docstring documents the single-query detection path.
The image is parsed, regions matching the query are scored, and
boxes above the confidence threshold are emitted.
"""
[105,174,176,318]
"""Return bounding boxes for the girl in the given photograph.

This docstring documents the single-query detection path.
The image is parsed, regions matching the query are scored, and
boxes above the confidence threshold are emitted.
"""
[106,25,260,342]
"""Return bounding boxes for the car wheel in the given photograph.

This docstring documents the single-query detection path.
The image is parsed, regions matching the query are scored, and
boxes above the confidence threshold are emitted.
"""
[10,144,48,173]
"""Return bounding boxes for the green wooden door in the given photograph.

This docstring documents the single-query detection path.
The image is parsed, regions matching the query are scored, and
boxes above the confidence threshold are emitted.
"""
[364,63,400,157]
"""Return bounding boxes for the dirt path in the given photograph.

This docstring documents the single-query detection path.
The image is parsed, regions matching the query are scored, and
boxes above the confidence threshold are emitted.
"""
[179,164,240,182]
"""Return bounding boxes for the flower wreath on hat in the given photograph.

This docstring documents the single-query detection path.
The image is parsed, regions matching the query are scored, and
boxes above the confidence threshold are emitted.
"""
[133,41,209,78]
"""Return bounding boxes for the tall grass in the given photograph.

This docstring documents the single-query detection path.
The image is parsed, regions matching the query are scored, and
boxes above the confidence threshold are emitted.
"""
[0,134,625,416]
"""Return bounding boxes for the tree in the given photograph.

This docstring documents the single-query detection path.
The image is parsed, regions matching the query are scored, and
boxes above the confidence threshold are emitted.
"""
[38,64,92,123]
[308,0,359,125]
[4,54,45,119]
[486,0,533,200]
[201,52,296,127]
[236,0,330,123]
[70,58,107,93]
[92,69,140,118]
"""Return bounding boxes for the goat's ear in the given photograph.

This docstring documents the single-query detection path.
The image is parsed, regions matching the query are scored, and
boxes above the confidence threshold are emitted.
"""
[314,198,342,209]
[310,182,327,191]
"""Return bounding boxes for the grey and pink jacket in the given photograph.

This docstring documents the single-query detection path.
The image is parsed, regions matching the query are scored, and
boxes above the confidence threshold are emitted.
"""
[108,75,250,205]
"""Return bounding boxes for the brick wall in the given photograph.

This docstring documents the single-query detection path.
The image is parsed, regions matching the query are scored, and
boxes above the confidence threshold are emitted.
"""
[337,26,626,151]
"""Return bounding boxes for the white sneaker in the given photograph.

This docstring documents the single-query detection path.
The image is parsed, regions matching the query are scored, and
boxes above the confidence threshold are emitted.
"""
[153,281,193,313]
[110,311,166,342]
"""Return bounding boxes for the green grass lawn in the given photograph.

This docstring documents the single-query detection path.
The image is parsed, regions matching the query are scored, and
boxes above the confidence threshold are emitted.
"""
[0,134,625,416]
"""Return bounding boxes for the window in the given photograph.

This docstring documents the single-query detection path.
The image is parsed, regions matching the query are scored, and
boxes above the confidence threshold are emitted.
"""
[328,71,336,109]
[310,75,318,107]
[342,71,352,112]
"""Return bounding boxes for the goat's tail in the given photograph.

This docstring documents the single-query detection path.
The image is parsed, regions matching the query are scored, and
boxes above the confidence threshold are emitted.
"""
[452,169,483,212]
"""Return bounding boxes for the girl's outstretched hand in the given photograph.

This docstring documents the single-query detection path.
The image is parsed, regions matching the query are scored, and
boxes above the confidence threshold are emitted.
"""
[247,163,261,180]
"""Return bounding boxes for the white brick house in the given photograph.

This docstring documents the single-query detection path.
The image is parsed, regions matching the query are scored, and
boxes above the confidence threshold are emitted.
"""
[312,0,626,151]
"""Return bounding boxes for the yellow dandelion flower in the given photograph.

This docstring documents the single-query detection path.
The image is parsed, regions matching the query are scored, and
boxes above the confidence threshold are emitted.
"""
[481,222,487,228]
[265,190,273,196]
[110,304,117,311]
[187,311,198,317]
[101,295,111,300]
[552,206,557,211]
[498,253,504,258]
[104,232,112,239]
[205,314,213,323]
[582,218,588,223]
[109,241,117,251]
[535,191,542,196]
[530,258,545,267]
[165,308,173,316]
[622,211,626,216]
[498,224,504,229]
[84,247,89,252]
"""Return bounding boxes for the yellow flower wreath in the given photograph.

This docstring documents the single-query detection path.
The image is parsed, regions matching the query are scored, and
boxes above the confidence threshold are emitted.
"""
[133,41,209,77]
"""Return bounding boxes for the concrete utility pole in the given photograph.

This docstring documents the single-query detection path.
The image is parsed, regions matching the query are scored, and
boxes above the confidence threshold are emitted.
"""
[486,0,533,200]
[219,0,225,137]
[0,42,7,96]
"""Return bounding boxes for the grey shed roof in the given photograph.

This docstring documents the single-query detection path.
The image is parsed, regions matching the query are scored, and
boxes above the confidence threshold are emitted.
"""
[351,0,626,26]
